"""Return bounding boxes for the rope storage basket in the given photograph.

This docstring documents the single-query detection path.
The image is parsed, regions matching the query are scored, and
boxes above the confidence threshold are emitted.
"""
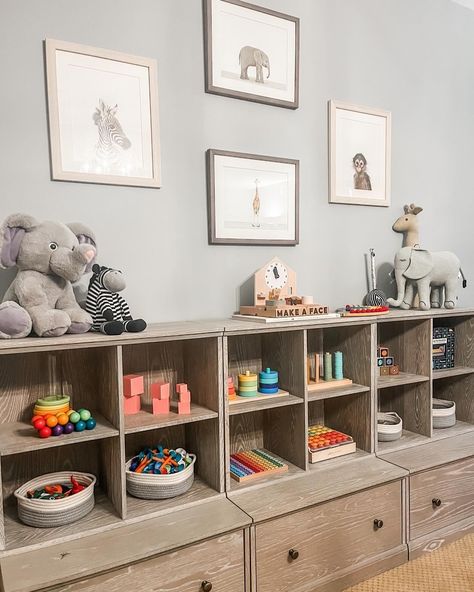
[377,412,403,442]
[126,454,196,500]
[433,398,456,429]
[14,472,96,528]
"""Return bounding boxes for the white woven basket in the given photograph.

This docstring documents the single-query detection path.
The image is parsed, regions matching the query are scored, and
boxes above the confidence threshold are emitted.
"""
[14,472,96,528]
[126,454,196,500]
[377,412,403,442]
[433,398,456,429]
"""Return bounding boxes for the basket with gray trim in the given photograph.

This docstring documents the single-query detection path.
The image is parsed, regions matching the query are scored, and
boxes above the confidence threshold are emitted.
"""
[377,412,403,442]
[432,398,456,429]
[126,454,196,500]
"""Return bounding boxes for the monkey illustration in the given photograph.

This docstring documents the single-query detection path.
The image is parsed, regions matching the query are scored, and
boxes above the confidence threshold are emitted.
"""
[353,153,372,191]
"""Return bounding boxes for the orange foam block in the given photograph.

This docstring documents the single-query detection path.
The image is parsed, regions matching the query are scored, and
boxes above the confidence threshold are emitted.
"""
[124,395,141,415]
[178,400,191,414]
[151,382,170,400]
[123,374,144,398]
[153,398,170,415]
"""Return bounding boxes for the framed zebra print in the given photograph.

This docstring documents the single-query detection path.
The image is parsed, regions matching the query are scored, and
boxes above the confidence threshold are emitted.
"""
[45,39,161,188]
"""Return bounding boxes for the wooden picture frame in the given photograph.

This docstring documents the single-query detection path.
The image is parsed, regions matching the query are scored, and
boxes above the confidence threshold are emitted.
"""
[207,149,299,246]
[329,100,391,207]
[45,39,161,188]
[203,0,300,109]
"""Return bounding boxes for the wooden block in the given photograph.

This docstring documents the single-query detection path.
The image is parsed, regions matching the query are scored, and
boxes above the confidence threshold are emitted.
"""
[377,357,384,367]
[179,390,191,403]
[389,365,400,375]
[385,356,394,366]
[152,398,170,415]
[123,374,144,398]
[178,400,191,414]
[176,383,188,395]
[124,395,141,415]
[380,367,390,376]
[378,347,389,357]
[151,382,170,400]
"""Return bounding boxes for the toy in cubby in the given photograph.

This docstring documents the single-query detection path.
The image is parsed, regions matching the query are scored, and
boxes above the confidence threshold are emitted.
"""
[31,395,96,439]
[229,449,288,483]
[258,368,279,394]
[307,424,356,463]
[123,374,144,415]
[377,346,400,376]
[238,371,258,398]
[129,445,193,475]
[307,351,353,392]
[174,383,191,414]
[151,381,170,415]
[228,377,237,401]
[231,368,285,405]
[432,327,455,370]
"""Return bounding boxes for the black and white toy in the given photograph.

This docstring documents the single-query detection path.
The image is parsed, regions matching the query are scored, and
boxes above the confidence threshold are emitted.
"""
[86,265,146,335]
[365,248,387,306]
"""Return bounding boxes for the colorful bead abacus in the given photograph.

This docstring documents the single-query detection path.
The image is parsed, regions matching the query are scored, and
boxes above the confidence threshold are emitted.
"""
[258,368,279,394]
[230,448,288,483]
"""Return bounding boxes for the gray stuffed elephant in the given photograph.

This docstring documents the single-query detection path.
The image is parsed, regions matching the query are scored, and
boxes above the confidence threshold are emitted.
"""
[387,246,466,311]
[239,46,270,83]
[0,214,96,338]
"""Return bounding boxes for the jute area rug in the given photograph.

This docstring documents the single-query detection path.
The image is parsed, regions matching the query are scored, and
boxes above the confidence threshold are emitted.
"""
[345,533,474,592]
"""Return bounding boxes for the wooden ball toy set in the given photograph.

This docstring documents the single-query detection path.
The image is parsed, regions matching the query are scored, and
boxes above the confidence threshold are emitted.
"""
[123,374,192,416]
[31,396,96,439]
[307,351,353,392]
[128,446,193,475]
[377,346,400,376]
[307,424,356,463]
[229,448,288,483]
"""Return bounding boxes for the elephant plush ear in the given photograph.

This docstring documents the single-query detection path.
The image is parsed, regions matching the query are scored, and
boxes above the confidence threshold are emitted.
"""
[404,249,433,280]
[67,222,97,272]
[0,213,38,269]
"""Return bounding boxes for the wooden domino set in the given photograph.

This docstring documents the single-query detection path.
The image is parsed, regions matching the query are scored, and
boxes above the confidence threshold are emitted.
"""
[229,449,288,482]
[308,424,356,463]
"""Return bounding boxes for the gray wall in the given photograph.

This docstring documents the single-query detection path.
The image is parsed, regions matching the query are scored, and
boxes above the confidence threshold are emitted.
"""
[1,0,473,321]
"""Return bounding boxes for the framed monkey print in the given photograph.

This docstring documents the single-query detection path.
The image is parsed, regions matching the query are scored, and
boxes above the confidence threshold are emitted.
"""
[203,0,300,109]
[329,100,391,207]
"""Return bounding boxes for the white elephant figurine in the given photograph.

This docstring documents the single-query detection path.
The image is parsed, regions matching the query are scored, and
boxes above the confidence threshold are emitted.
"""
[387,246,466,311]
[239,46,270,83]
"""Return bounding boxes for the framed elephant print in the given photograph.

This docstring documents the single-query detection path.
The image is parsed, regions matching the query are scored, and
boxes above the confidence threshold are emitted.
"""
[203,0,300,109]
[45,39,161,188]
[207,149,299,245]
[329,100,391,207]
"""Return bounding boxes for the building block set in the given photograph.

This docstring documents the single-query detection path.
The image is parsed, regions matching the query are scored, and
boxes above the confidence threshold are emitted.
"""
[123,374,192,416]
[377,346,400,376]
[229,448,288,483]
[307,424,356,463]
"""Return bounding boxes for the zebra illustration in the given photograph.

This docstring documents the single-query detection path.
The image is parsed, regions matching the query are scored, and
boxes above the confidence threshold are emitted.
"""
[93,99,131,168]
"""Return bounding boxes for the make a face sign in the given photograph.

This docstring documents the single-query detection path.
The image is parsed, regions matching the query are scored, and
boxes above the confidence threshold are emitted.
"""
[329,101,391,207]
[204,0,300,109]
[264,261,288,290]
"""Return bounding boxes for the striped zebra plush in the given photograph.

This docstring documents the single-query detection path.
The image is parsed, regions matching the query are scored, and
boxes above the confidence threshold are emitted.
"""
[86,265,146,335]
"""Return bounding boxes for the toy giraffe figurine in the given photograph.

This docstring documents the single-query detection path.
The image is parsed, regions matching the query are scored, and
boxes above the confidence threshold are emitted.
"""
[392,203,423,248]
[252,178,261,228]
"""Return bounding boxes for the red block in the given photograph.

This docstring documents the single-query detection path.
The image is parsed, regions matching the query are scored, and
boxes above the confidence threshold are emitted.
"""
[176,383,188,395]
[178,400,191,414]
[151,382,170,400]
[153,398,170,415]
[179,390,191,404]
[123,374,144,398]
[124,395,141,415]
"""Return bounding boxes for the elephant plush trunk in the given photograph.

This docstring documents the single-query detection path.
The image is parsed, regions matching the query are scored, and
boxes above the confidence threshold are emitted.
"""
[387,272,406,307]
[266,64,270,78]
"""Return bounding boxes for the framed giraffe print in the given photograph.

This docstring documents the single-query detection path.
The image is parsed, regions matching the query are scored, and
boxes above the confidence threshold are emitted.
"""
[206,149,299,245]
[45,39,161,188]
[329,100,391,207]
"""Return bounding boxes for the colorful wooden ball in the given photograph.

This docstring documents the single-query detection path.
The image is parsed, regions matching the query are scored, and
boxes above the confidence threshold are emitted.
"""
[69,411,81,424]
[85,418,96,430]
[57,413,69,426]
[31,415,43,425]
[38,426,52,439]
[74,420,86,432]
[79,409,91,422]
[46,415,58,428]
[63,422,75,434]
[67,409,75,416]
[52,425,63,436]
[33,417,46,431]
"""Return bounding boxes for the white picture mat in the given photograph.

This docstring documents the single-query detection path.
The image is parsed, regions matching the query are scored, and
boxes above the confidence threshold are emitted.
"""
[214,155,296,241]
[55,50,153,178]
[211,0,296,102]
[335,108,387,201]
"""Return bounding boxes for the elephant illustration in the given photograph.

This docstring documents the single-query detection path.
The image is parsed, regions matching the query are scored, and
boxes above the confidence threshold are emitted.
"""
[239,46,270,83]
[387,247,466,311]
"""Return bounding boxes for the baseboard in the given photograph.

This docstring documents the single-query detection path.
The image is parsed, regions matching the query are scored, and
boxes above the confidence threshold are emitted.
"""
[408,516,474,560]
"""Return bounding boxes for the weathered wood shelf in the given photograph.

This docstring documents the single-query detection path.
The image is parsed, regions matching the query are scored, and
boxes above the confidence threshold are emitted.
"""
[228,392,303,415]
[308,382,370,402]
[377,429,431,454]
[124,404,218,433]
[432,366,474,380]
[378,372,430,389]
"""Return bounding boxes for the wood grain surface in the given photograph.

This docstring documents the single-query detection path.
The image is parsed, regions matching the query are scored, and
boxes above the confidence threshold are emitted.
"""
[256,482,402,592]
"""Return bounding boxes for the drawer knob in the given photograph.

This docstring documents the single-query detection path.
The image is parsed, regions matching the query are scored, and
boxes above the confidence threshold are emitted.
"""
[373,519,384,530]
[432,498,442,508]
[288,548,299,560]
[201,582,213,592]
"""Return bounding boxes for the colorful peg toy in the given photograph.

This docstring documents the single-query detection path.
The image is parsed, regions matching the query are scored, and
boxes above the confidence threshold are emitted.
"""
[128,445,193,475]
[31,400,96,439]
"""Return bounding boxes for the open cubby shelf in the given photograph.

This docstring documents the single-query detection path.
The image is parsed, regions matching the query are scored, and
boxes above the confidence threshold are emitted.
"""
[1,310,473,557]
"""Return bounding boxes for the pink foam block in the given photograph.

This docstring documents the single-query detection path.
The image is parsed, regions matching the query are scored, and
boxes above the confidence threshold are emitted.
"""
[176,383,188,395]
[153,398,170,415]
[123,374,144,398]
[124,395,141,415]
[179,390,191,404]
[178,400,191,414]
[151,382,170,400]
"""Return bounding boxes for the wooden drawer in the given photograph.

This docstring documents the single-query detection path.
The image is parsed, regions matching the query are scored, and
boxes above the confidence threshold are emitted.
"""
[410,457,474,540]
[256,481,402,592]
[50,531,245,592]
